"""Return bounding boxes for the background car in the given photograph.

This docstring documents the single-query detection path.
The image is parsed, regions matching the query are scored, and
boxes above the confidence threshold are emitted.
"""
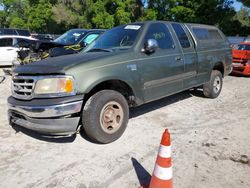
[54,29,104,46]
[232,42,250,76]
[0,28,31,37]
[50,29,105,57]
[0,35,37,67]
[31,34,55,41]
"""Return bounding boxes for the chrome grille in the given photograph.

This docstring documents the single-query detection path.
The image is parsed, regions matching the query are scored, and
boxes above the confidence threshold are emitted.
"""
[12,76,35,100]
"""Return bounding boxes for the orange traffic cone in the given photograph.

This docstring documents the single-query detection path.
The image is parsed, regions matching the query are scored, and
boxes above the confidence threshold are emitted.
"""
[149,129,173,188]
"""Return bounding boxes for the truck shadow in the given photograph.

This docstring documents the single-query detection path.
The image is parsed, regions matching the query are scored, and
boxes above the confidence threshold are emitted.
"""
[130,89,204,118]
[10,89,203,143]
[11,124,76,143]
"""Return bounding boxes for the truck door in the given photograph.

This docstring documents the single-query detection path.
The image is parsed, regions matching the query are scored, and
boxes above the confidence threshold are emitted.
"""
[137,22,185,102]
[171,23,199,89]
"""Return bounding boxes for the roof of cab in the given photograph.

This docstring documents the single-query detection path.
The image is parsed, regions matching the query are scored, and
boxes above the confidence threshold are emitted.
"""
[130,20,216,27]
[68,28,106,32]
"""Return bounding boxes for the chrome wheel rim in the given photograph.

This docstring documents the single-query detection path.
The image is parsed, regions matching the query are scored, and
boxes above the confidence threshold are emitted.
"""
[100,101,124,134]
[213,76,221,94]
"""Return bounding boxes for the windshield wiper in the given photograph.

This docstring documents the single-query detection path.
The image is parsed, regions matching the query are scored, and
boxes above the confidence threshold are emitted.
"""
[87,48,112,52]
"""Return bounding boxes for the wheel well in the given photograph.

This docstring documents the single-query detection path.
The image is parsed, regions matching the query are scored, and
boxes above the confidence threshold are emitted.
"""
[85,80,135,106]
[213,62,224,77]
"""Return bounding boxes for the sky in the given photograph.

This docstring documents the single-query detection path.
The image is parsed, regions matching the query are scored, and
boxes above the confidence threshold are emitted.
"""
[0,1,245,12]
[233,0,243,11]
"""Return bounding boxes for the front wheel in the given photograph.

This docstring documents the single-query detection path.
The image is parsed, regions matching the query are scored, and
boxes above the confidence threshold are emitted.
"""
[82,90,129,144]
[203,70,223,98]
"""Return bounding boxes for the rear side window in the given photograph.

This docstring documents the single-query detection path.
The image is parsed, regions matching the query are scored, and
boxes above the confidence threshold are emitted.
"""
[0,38,13,47]
[172,23,191,48]
[193,27,223,41]
[208,30,223,40]
[144,23,174,49]
[193,28,210,40]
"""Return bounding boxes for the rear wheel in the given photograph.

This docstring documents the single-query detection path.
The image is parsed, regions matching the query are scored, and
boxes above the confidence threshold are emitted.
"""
[203,70,223,98]
[82,90,129,144]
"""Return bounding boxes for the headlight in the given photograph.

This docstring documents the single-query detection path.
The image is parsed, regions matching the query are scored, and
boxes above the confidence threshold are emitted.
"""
[34,76,75,96]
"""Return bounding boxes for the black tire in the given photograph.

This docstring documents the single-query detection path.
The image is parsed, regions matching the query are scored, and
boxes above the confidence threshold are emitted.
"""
[203,70,223,98]
[82,90,129,144]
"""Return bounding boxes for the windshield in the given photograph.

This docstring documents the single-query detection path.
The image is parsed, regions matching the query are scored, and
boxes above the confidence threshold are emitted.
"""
[86,24,143,51]
[54,29,87,45]
[237,44,250,51]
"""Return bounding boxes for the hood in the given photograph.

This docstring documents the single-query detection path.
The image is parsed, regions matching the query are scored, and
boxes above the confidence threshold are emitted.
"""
[35,41,65,51]
[232,49,250,60]
[14,52,113,75]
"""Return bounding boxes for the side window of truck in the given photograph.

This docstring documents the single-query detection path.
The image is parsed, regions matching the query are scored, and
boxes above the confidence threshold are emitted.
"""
[208,29,223,40]
[193,28,210,40]
[193,27,223,41]
[144,23,174,49]
[171,23,191,48]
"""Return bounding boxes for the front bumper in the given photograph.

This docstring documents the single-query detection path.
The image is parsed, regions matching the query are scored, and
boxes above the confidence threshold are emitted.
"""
[232,62,250,76]
[8,95,83,135]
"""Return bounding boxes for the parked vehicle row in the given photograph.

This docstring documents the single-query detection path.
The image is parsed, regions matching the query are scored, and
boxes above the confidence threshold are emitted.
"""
[8,21,232,143]
[0,29,105,68]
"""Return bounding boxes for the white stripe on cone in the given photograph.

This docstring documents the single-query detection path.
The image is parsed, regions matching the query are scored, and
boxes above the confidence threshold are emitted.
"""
[158,145,171,158]
[153,164,173,180]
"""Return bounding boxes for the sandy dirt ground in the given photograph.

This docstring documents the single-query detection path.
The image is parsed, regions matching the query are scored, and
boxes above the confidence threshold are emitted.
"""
[0,69,249,188]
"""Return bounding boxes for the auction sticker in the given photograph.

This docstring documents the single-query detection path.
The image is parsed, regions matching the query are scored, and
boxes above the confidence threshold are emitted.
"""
[73,33,81,37]
[124,25,141,30]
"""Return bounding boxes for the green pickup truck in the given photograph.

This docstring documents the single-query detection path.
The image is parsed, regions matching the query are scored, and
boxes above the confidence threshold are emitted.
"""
[8,21,232,143]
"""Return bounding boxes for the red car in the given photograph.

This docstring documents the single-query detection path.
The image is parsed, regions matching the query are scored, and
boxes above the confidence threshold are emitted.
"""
[232,42,250,76]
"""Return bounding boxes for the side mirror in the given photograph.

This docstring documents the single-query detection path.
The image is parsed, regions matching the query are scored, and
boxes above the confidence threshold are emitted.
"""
[142,39,158,54]
[80,41,87,48]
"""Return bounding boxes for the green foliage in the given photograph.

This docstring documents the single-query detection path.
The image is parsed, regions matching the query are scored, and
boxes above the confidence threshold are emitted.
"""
[0,0,249,36]
[235,7,250,26]
[9,16,26,28]
[0,11,7,27]
[91,0,114,28]
[139,8,157,21]
[25,0,53,32]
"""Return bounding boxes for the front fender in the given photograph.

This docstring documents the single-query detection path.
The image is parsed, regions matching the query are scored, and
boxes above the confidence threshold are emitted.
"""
[67,61,144,104]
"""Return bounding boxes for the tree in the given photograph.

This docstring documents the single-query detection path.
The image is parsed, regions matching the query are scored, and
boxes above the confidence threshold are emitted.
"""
[25,0,53,33]
[0,11,7,27]
[237,0,250,7]
[235,7,250,26]
[52,0,93,29]
[0,0,249,36]
[0,0,29,28]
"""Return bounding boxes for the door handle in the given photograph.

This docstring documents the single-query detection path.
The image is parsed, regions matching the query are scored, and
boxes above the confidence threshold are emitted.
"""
[6,48,14,51]
[175,56,183,61]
